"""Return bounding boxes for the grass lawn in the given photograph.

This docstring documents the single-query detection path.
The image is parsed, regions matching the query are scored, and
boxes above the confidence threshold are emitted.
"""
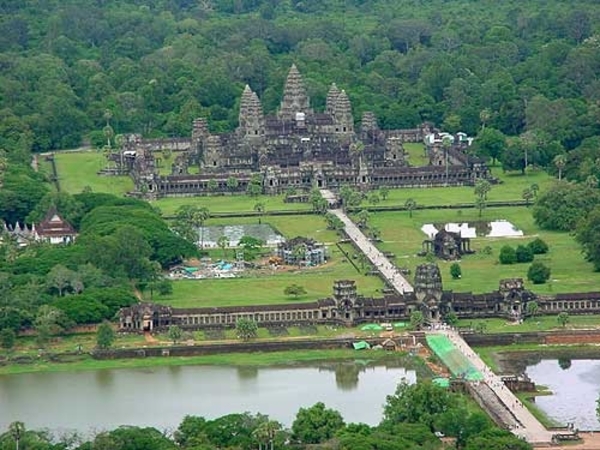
[457,315,600,333]
[154,194,311,216]
[369,206,600,294]
[379,168,554,207]
[159,253,384,308]
[0,349,403,375]
[205,214,339,243]
[54,150,133,194]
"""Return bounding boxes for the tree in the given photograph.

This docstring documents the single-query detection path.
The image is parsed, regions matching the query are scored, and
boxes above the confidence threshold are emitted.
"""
[554,154,566,181]
[576,207,600,270]
[175,205,210,248]
[474,196,486,217]
[379,186,390,201]
[96,321,115,349]
[474,127,506,165]
[168,325,183,344]
[522,187,534,206]
[207,179,218,193]
[247,175,263,197]
[0,328,16,351]
[284,284,307,299]
[238,235,263,260]
[534,183,600,231]
[226,176,239,193]
[356,209,370,228]
[405,198,417,218]
[515,244,534,263]
[530,183,539,198]
[46,264,77,297]
[501,141,526,174]
[35,305,66,348]
[526,301,539,319]
[8,421,25,450]
[235,318,258,341]
[499,245,517,264]
[528,238,549,255]
[254,201,266,223]
[368,192,380,206]
[291,402,345,444]
[217,235,230,259]
[474,178,491,200]
[382,380,454,432]
[557,312,570,328]
[444,311,458,327]
[450,263,462,280]
[528,261,551,284]
[409,310,424,330]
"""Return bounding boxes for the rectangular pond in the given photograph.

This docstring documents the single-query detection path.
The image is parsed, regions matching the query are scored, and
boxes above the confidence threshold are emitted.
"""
[0,361,415,434]
[526,359,600,431]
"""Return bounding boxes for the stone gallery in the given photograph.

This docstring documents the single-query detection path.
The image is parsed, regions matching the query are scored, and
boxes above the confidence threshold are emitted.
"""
[111,65,491,198]
[119,263,600,332]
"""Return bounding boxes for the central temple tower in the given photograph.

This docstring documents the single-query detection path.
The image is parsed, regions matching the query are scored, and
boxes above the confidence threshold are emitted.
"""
[278,64,312,121]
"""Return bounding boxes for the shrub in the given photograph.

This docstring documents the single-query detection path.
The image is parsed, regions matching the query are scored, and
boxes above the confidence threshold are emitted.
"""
[528,261,551,284]
[515,245,534,263]
[499,245,517,264]
[450,263,462,279]
[528,238,549,255]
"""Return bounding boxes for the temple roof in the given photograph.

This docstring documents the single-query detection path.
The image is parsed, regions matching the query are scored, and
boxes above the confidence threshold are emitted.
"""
[36,209,76,237]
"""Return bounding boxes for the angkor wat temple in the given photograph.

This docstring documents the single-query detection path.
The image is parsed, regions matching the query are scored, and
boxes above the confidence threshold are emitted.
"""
[112,65,491,198]
[119,263,600,332]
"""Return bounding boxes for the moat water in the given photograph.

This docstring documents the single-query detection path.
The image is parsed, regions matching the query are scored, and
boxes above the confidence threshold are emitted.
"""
[526,359,600,430]
[0,361,415,434]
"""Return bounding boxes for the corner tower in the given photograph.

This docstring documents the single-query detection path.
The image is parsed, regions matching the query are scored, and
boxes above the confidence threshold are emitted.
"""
[333,89,354,134]
[238,85,265,139]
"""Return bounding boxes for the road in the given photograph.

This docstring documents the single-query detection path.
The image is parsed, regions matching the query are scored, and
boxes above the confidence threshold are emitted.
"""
[320,190,413,294]
[437,329,555,445]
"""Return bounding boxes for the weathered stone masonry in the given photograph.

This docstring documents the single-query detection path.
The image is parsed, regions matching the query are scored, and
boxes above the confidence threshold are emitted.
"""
[119,264,600,332]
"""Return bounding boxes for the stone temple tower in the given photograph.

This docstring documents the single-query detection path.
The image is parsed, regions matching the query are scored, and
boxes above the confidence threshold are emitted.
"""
[325,83,340,115]
[238,85,265,139]
[278,64,312,121]
[413,263,444,322]
[333,89,354,134]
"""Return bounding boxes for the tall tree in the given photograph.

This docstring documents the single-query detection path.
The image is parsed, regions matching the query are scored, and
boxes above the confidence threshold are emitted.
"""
[292,402,345,444]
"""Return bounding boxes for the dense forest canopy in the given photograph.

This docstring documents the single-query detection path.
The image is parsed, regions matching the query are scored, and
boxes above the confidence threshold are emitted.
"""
[0,0,599,152]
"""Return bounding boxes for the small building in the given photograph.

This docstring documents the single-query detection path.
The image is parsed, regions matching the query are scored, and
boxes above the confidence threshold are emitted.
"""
[421,229,473,260]
[34,209,78,245]
[276,236,327,266]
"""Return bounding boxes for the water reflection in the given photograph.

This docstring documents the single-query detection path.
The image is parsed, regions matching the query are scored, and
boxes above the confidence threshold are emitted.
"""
[0,361,415,433]
[526,359,600,430]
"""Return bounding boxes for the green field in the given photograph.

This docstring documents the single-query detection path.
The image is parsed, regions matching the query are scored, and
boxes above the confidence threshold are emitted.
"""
[0,349,401,375]
[161,251,383,308]
[154,194,311,216]
[369,206,600,294]
[404,142,429,167]
[380,168,554,206]
[457,315,600,333]
[53,150,133,194]
[206,214,338,242]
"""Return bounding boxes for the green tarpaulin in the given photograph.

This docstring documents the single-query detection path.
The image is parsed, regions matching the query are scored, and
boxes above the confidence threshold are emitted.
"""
[360,324,383,331]
[353,341,371,350]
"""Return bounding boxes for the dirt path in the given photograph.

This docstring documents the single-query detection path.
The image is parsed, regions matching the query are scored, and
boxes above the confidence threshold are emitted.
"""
[144,332,158,344]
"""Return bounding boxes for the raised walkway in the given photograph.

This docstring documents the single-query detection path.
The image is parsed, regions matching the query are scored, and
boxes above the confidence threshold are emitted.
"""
[320,189,413,294]
[430,329,555,445]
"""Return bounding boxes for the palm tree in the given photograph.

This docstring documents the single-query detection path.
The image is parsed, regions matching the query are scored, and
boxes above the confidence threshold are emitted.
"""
[530,183,539,198]
[554,154,566,181]
[217,235,229,259]
[254,202,266,224]
[9,421,25,450]
[522,187,534,206]
[405,198,417,218]
[479,108,491,131]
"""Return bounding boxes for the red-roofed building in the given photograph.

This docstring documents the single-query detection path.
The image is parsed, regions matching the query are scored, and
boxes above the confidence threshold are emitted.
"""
[34,209,77,245]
